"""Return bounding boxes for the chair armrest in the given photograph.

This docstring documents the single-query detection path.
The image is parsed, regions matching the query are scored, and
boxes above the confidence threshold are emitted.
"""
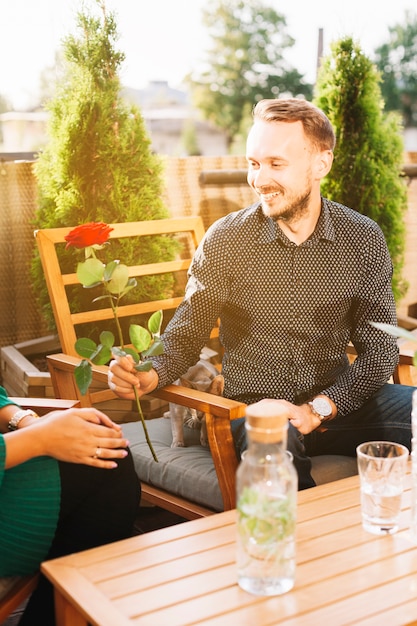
[8,397,80,416]
[152,385,246,510]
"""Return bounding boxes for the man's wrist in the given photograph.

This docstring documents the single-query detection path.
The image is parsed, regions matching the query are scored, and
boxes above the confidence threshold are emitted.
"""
[307,396,336,422]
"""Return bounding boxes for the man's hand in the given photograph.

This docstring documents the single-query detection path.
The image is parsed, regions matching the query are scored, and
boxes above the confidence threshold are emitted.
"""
[108,354,159,399]
[287,402,323,434]
[285,395,337,434]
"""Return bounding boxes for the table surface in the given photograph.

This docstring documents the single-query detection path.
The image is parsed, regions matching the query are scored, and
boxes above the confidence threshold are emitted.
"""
[42,472,417,626]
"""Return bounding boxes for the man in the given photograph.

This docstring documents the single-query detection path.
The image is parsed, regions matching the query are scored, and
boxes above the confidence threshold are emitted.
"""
[108,98,413,489]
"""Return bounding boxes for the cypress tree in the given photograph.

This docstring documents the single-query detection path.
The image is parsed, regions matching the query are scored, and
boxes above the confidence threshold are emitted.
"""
[32,1,179,337]
[314,37,408,301]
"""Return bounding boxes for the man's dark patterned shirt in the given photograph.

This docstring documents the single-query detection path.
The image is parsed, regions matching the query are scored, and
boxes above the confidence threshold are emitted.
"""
[153,198,398,416]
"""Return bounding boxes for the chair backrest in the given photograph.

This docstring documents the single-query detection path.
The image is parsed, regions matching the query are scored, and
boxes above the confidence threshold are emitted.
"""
[35,217,207,357]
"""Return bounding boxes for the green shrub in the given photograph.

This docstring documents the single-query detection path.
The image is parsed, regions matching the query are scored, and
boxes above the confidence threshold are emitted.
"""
[314,37,408,301]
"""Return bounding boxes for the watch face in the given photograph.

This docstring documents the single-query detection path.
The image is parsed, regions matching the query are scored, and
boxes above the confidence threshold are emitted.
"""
[313,397,332,417]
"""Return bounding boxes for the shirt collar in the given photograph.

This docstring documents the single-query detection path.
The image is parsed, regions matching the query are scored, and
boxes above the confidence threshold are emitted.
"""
[256,197,336,245]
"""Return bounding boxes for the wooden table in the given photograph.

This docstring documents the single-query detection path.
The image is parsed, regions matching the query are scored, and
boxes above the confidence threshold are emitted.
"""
[42,473,417,626]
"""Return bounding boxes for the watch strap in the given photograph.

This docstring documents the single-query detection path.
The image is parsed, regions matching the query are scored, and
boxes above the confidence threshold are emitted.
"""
[8,409,40,431]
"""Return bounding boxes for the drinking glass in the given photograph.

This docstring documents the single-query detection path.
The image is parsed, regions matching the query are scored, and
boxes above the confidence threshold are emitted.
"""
[356,441,409,535]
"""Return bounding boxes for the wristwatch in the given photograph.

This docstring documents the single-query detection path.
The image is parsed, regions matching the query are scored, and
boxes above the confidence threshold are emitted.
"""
[308,397,332,422]
[8,409,39,431]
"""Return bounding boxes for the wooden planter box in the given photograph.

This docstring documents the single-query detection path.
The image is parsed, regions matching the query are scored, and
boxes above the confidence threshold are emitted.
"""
[1,335,60,398]
[0,335,167,422]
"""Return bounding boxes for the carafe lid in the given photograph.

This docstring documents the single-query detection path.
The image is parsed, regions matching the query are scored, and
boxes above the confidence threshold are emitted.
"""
[245,399,289,442]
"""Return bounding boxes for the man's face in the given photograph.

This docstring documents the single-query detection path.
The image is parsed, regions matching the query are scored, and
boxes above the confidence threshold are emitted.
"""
[246,120,325,222]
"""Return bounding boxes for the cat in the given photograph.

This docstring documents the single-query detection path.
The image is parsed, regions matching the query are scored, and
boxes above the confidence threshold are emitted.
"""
[164,359,224,448]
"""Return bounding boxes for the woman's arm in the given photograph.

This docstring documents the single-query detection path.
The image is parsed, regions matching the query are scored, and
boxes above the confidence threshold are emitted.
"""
[2,406,130,470]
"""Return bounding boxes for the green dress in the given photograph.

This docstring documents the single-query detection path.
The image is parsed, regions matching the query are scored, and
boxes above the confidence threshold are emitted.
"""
[0,387,60,575]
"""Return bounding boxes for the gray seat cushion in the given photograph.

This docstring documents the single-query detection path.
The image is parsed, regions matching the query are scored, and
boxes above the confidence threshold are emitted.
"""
[311,454,358,484]
[123,419,358,512]
[123,418,223,511]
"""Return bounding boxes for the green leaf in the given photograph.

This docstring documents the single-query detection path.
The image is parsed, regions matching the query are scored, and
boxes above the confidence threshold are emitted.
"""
[148,310,163,336]
[75,337,98,359]
[103,260,119,281]
[124,347,140,362]
[119,277,137,298]
[134,360,154,372]
[106,263,130,295]
[92,294,115,304]
[76,258,105,287]
[99,330,115,348]
[370,322,417,343]
[142,337,164,358]
[112,346,127,358]
[111,346,139,362]
[90,344,112,365]
[74,360,93,395]
[129,324,151,353]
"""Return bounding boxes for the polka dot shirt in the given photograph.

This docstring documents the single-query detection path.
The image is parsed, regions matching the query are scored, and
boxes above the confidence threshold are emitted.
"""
[152,199,399,417]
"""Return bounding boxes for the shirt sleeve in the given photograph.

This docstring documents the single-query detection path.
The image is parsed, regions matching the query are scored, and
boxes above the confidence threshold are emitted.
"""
[152,221,229,387]
[322,226,399,417]
[0,386,20,410]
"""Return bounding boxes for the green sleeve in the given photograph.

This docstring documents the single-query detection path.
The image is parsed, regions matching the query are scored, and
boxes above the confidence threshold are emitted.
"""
[0,434,61,576]
[0,435,5,490]
[0,386,20,409]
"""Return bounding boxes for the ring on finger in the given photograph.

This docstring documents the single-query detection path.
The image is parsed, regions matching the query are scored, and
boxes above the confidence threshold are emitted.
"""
[93,447,102,459]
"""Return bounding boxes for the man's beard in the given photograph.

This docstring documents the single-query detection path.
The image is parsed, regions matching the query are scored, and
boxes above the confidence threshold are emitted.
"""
[262,186,312,223]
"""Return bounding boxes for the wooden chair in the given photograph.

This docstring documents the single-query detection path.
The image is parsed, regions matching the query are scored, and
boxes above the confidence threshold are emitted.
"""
[0,574,39,624]
[0,397,78,624]
[34,217,216,420]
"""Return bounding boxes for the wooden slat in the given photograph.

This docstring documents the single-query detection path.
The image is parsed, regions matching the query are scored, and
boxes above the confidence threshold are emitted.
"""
[61,259,192,286]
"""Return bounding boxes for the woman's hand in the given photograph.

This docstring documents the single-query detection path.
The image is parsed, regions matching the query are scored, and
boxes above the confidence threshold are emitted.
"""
[108,354,158,399]
[4,407,130,469]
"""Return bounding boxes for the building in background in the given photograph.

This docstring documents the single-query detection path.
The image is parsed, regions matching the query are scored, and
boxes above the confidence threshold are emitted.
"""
[0,81,228,156]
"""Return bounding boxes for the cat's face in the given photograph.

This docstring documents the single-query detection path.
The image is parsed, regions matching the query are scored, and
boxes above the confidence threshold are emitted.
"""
[177,374,224,426]
[179,373,224,395]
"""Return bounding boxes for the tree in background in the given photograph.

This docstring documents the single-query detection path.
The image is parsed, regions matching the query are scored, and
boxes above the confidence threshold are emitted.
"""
[38,51,65,106]
[32,0,179,336]
[180,119,201,156]
[188,0,312,148]
[314,37,408,301]
[374,10,417,129]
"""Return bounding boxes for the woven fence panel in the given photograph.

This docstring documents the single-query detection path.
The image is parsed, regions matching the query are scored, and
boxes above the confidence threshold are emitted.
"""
[0,161,49,347]
[162,155,258,229]
[399,173,417,316]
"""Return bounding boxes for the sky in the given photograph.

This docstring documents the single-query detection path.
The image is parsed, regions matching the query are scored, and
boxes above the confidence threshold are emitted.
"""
[0,0,416,110]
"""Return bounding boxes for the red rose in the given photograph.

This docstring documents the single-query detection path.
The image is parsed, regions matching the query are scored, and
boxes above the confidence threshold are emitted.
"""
[65,222,114,249]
